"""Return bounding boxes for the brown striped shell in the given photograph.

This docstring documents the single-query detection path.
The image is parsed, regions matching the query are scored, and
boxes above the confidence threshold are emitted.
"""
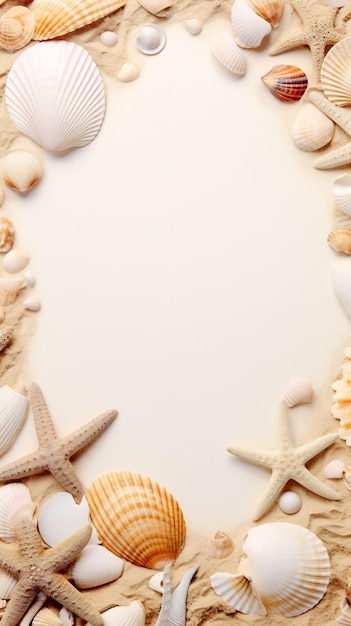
[86,471,186,570]
[0,218,14,254]
[247,0,284,26]
[261,65,308,103]
[0,6,35,51]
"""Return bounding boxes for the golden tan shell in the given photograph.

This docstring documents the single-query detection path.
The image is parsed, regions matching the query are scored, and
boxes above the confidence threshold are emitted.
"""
[0,150,43,193]
[0,6,35,51]
[0,218,15,254]
[247,0,284,26]
[207,530,234,559]
[31,0,126,40]
[86,471,186,570]
[332,346,351,445]
[328,229,351,254]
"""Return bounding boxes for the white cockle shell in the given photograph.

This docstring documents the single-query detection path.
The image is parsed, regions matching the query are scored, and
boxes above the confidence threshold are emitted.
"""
[155,563,199,626]
[231,0,272,49]
[38,492,98,547]
[332,259,351,319]
[328,229,351,255]
[323,459,344,479]
[0,385,28,457]
[2,249,29,273]
[184,18,202,36]
[292,103,334,152]
[277,491,302,514]
[211,573,266,615]
[211,33,246,77]
[68,544,124,589]
[0,150,43,193]
[136,24,167,55]
[0,483,35,542]
[117,62,140,82]
[32,608,63,626]
[0,567,17,599]
[207,530,234,559]
[5,41,106,152]
[333,174,351,217]
[0,277,27,306]
[96,601,145,626]
[137,0,172,16]
[246,0,284,26]
[321,37,351,107]
[282,375,313,407]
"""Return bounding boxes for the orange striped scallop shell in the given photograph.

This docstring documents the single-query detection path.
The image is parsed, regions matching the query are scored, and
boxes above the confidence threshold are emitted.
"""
[261,65,308,103]
[86,471,186,570]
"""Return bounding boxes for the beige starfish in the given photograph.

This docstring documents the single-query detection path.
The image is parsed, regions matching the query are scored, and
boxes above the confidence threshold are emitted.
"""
[269,0,344,81]
[308,88,351,169]
[0,516,103,626]
[227,402,340,521]
[0,383,117,503]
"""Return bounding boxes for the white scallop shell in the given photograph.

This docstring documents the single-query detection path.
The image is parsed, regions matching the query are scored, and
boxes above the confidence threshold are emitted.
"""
[292,103,334,152]
[100,31,118,47]
[0,567,17,599]
[97,602,145,626]
[0,150,43,193]
[23,296,41,312]
[336,597,351,624]
[184,19,202,36]
[333,174,351,217]
[211,33,246,77]
[5,41,105,152]
[137,0,171,16]
[277,491,302,514]
[2,249,29,273]
[246,0,284,26]
[38,492,99,547]
[283,376,313,407]
[231,0,272,49]
[136,24,166,55]
[155,563,199,626]
[207,530,234,559]
[321,37,351,107]
[211,573,266,615]
[323,459,344,479]
[0,385,28,457]
[0,483,35,542]
[332,259,351,318]
[32,608,63,626]
[117,62,140,82]
[68,544,123,589]
[0,277,27,306]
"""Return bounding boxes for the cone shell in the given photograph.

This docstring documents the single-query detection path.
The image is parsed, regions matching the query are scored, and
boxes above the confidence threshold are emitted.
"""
[246,0,284,26]
[5,41,106,152]
[332,260,351,319]
[86,471,186,569]
[321,37,351,107]
[333,174,351,217]
[207,530,234,559]
[0,385,28,457]
[231,0,272,48]
[292,103,334,152]
[137,0,172,16]
[211,573,266,615]
[211,33,246,77]
[283,376,313,407]
[68,544,123,589]
[332,346,351,444]
[0,483,35,542]
[0,218,15,254]
[262,65,308,102]
[31,0,126,40]
[0,277,27,306]
[328,229,351,254]
[0,150,43,193]
[0,6,35,51]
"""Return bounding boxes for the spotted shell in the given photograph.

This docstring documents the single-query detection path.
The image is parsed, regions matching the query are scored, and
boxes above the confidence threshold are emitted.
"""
[0,6,35,51]
[231,0,272,48]
[0,385,28,457]
[333,174,351,217]
[0,326,12,353]
[321,37,351,107]
[86,471,186,569]
[211,33,246,77]
[207,531,234,559]
[291,103,334,152]
[246,0,284,26]
[261,65,308,103]
[0,483,35,542]
[331,345,351,444]
[0,218,15,254]
[30,0,126,40]
[0,150,43,193]
[0,277,27,306]
[328,229,351,254]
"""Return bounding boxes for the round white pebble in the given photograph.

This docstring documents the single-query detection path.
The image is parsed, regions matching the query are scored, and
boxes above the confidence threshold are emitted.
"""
[100,31,118,47]
[24,296,41,312]
[278,491,302,515]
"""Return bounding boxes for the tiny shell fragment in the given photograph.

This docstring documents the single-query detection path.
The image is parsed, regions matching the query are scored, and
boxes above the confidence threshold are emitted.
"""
[0,218,15,253]
[261,65,308,103]
[2,249,29,273]
[207,530,234,559]
[333,174,351,217]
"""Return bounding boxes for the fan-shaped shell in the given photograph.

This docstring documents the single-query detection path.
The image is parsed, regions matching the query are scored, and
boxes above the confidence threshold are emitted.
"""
[211,573,266,615]
[321,37,351,107]
[0,277,27,306]
[331,346,351,444]
[0,218,15,254]
[261,65,308,102]
[333,174,351,217]
[98,602,145,626]
[246,0,284,26]
[137,0,171,16]
[32,608,63,626]
[68,544,124,589]
[0,150,43,193]
[231,0,272,48]
[211,33,246,77]
[30,0,126,40]
[0,483,35,542]
[0,6,35,51]
[207,530,234,559]
[5,41,106,152]
[0,385,28,457]
[323,459,344,479]
[3,249,29,273]
[332,259,351,319]
[38,492,98,547]
[86,471,186,570]
[0,567,17,599]
[292,103,334,152]
[283,375,313,407]
[328,229,351,254]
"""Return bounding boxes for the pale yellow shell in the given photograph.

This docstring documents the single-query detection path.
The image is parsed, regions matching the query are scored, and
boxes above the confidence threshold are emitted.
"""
[328,229,351,254]
[332,346,351,444]
[86,471,186,569]
[0,277,27,306]
[207,530,234,559]
[0,218,15,254]
[247,0,284,26]
[321,37,351,107]
[292,103,334,152]
[0,6,35,51]
[0,150,43,193]
[31,0,126,40]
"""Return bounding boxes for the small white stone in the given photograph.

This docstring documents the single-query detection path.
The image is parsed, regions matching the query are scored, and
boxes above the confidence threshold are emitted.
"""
[100,31,118,47]
[23,271,35,287]
[117,62,140,82]
[2,249,29,273]
[278,491,302,515]
[323,459,344,479]
[185,18,202,36]
[23,296,41,312]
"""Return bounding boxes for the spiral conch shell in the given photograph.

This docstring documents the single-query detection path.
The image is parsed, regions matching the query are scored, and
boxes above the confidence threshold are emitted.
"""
[332,345,351,444]
[211,522,330,617]
[0,6,35,51]
[207,531,234,559]
[86,471,186,569]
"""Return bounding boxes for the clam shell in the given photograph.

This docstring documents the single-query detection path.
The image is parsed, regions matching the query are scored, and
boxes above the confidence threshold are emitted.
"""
[32,608,63,626]
[211,33,246,77]
[231,0,272,49]
[0,327,12,353]
[136,24,167,55]
[38,492,98,547]
[68,544,123,589]
[0,568,17,599]
[86,471,186,570]
[5,41,106,152]
[137,0,171,15]
[184,19,202,36]
[0,218,15,254]
[333,174,351,217]
[0,6,35,51]
[328,229,351,254]
[321,37,351,107]
[59,608,74,626]
[149,571,164,594]
[31,0,126,40]
[211,573,266,615]
[283,375,313,407]
[0,150,43,193]
[207,530,234,559]
[0,385,28,457]
[0,277,27,306]
[277,491,302,514]
[117,62,140,82]
[246,0,284,26]
[100,31,118,46]
[332,259,351,319]
[292,103,334,152]
[332,346,351,444]
[261,65,308,102]
[323,459,344,479]
[98,602,145,626]
[0,483,35,542]
[2,249,29,273]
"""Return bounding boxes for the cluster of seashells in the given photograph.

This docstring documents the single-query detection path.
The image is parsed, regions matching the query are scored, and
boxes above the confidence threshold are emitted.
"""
[331,346,351,445]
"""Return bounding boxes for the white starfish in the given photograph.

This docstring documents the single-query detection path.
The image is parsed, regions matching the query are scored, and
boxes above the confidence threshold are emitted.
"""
[227,402,340,521]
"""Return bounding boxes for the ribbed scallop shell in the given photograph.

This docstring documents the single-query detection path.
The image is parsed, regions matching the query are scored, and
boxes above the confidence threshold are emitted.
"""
[207,531,234,559]
[211,573,266,615]
[333,174,351,217]
[137,0,171,16]
[0,277,27,306]
[0,150,43,193]
[0,385,28,457]
[332,345,351,444]
[0,483,35,542]
[211,33,246,77]
[0,6,35,51]
[282,376,313,407]
[0,327,12,353]
[86,471,186,570]
[31,0,125,40]
[328,229,351,254]
[321,37,351,107]
[292,103,334,152]
[332,260,351,319]
[231,0,272,48]
[0,567,17,599]
[32,608,63,626]
[98,602,145,626]
[246,0,284,26]
[323,459,344,479]
[0,218,15,254]
[5,41,105,152]
[261,65,308,102]
[68,544,124,589]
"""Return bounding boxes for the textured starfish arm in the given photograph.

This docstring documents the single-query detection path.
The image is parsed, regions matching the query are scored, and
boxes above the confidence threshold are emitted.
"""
[0,450,48,482]
[314,143,351,170]
[227,444,276,468]
[309,89,351,137]
[269,33,308,55]
[44,573,103,626]
[47,455,85,504]
[29,383,57,445]
[48,525,92,570]
[1,578,37,626]
[295,466,340,500]
[62,409,118,457]
[0,546,21,576]
[252,469,289,521]
[299,432,338,463]
[276,403,295,448]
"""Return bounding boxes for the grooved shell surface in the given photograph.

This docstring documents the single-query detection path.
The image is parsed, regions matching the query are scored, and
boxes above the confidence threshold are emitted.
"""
[333,174,351,216]
[231,0,272,48]
[86,471,186,569]
[246,0,284,26]
[0,150,43,192]
[5,41,106,152]
[0,6,35,51]
[211,572,266,615]
[328,228,351,254]
[261,65,308,102]
[292,103,334,152]
[211,33,246,76]
[283,375,313,407]
[0,277,27,306]
[98,601,145,626]
[0,385,28,457]
[68,544,123,589]
[321,37,351,107]
[0,482,35,542]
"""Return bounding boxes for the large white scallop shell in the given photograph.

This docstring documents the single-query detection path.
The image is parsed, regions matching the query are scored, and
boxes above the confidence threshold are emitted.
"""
[5,41,106,152]
[333,174,351,217]
[68,544,123,589]
[332,259,351,319]
[282,375,313,407]
[231,0,272,49]
[292,103,334,152]
[0,483,35,542]
[97,602,145,626]
[211,33,246,77]
[0,385,28,457]
[321,37,351,107]
[38,492,98,547]
[211,573,266,615]
[0,150,43,193]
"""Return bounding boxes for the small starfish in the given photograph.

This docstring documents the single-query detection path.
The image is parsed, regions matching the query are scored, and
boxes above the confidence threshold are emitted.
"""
[227,402,340,521]
[0,516,103,626]
[269,0,344,82]
[308,88,351,169]
[0,383,117,503]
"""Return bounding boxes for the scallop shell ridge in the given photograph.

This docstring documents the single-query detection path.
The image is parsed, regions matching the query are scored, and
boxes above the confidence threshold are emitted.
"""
[321,37,351,106]
[262,65,308,102]
[0,6,35,51]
